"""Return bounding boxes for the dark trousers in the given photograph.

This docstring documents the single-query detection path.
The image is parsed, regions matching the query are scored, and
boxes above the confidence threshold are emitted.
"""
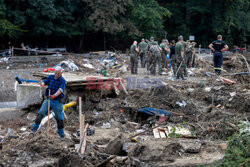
[213,52,223,75]
[130,54,138,74]
[139,52,146,68]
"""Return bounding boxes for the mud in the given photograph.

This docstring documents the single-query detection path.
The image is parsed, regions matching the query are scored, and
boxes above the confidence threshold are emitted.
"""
[0,53,249,166]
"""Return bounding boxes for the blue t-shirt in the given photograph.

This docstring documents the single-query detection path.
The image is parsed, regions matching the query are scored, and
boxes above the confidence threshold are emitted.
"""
[212,40,226,52]
[43,75,66,100]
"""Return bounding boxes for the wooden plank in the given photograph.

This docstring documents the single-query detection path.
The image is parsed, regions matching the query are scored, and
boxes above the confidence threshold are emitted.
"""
[81,114,85,135]
[79,97,83,140]
[120,80,128,95]
[153,128,160,138]
[80,123,89,154]
[47,90,51,138]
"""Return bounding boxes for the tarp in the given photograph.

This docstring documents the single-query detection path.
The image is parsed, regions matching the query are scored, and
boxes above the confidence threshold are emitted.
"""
[137,107,172,116]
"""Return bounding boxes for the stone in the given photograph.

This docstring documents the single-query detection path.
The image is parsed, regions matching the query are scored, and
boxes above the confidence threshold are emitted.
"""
[105,134,125,155]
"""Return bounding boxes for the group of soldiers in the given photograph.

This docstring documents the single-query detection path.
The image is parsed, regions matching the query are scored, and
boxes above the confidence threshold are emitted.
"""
[130,36,197,80]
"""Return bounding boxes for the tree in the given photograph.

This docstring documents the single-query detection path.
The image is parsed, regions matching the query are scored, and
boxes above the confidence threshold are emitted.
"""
[126,0,171,39]
[0,0,23,38]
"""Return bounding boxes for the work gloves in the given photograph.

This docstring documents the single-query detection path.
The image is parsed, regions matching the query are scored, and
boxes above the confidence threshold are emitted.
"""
[50,95,55,99]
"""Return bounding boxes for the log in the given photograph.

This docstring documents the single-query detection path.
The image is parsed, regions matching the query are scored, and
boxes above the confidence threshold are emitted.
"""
[95,155,116,167]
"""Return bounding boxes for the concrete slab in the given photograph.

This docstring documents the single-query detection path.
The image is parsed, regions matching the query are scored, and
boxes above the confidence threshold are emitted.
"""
[17,84,42,108]
[0,107,25,121]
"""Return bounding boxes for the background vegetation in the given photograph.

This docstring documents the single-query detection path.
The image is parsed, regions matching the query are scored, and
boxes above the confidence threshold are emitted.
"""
[0,0,249,51]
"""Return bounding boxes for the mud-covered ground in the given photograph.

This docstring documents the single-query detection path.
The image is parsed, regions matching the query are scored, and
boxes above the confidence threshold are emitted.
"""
[0,52,249,166]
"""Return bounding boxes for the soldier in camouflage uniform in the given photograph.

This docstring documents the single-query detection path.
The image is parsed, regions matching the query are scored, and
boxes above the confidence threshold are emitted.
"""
[130,41,139,74]
[149,44,162,75]
[160,39,170,69]
[191,42,196,67]
[186,41,193,68]
[148,37,158,46]
[186,42,196,68]
[138,38,148,68]
[175,36,186,80]
[182,40,189,76]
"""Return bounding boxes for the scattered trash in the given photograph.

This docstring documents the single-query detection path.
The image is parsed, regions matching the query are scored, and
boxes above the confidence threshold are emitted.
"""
[0,57,10,62]
[87,127,95,136]
[83,64,94,69]
[59,59,79,71]
[51,53,62,57]
[219,76,236,85]
[187,88,194,92]
[204,87,212,92]
[20,127,26,131]
[101,122,111,129]
[230,92,236,97]
[205,72,215,77]
[176,100,187,108]
[92,109,99,115]
[137,108,172,116]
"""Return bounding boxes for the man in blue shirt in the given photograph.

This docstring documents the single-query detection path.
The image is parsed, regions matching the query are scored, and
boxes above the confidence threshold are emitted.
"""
[209,35,229,76]
[32,66,66,139]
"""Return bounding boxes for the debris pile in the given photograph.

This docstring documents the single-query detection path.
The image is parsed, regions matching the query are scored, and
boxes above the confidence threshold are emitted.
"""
[0,51,249,166]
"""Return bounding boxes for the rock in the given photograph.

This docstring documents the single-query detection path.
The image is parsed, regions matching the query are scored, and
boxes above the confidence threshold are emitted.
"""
[179,140,201,153]
[105,134,125,155]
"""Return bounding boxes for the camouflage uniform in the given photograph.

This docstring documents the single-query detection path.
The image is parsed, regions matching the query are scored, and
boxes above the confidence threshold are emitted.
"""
[182,41,188,76]
[186,44,193,68]
[149,45,161,75]
[130,44,138,74]
[170,43,176,75]
[148,41,158,46]
[160,42,169,69]
[175,42,185,78]
[191,45,196,67]
[138,41,148,68]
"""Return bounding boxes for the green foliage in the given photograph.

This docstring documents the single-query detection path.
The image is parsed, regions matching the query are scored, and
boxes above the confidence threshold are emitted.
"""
[207,121,250,167]
[0,0,248,46]
[126,0,171,39]
[0,19,24,38]
[163,0,250,46]
[0,0,23,38]
[82,0,132,34]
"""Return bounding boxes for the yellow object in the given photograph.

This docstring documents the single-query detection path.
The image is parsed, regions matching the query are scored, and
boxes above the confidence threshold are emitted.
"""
[63,101,77,111]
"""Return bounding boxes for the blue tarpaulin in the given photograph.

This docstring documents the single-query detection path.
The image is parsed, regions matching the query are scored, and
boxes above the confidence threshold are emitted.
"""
[137,107,172,116]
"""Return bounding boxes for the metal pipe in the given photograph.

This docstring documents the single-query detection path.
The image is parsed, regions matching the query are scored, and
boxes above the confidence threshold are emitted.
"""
[63,101,77,111]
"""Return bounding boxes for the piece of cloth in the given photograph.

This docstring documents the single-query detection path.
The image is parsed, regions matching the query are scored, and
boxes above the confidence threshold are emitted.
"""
[44,75,66,100]
[212,40,226,52]
[138,107,172,116]
[213,52,223,75]
[32,99,64,136]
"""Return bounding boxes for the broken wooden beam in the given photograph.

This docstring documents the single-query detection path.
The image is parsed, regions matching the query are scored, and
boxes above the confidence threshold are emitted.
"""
[95,155,116,167]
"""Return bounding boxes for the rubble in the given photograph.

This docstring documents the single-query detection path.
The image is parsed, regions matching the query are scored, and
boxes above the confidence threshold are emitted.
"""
[0,52,249,166]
